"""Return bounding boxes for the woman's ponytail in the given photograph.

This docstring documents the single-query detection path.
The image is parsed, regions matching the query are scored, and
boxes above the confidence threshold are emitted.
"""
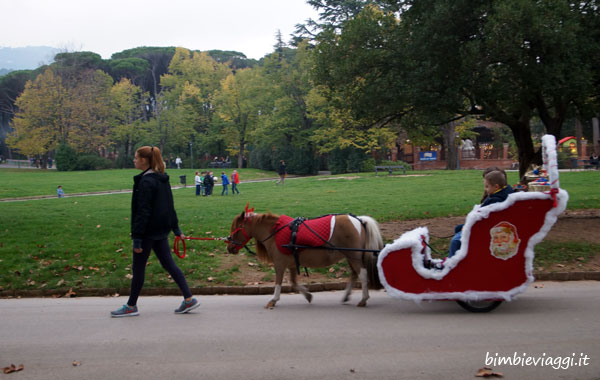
[136,146,166,174]
[151,146,165,173]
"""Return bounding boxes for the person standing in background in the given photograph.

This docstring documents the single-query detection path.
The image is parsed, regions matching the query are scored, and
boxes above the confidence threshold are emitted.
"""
[194,171,202,196]
[221,171,230,195]
[231,170,240,194]
[276,160,286,185]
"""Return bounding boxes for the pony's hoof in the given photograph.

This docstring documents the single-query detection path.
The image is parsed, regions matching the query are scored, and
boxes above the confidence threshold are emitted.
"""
[357,300,367,307]
[265,301,276,309]
[305,293,313,303]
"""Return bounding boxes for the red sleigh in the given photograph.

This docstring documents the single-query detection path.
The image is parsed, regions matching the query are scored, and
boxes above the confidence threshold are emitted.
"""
[377,135,568,312]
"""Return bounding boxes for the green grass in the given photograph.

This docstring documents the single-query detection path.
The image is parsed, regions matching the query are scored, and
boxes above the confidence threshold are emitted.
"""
[0,168,599,292]
[0,168,277,198]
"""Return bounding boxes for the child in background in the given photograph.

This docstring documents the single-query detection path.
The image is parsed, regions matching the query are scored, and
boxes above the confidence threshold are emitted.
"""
[231,170,240,194]
[57,185,64,198]
[221,171,230,195]
[200,171,206,195]
[194,171,202,196]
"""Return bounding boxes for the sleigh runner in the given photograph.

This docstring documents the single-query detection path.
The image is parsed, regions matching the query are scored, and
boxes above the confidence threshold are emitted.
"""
[376,135,568,311]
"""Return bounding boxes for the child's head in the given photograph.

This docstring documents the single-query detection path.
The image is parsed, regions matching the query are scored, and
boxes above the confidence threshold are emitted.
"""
[482,166,506,180]
[57,185,62,189]
[195,171,199,175]
[484,170,507,194]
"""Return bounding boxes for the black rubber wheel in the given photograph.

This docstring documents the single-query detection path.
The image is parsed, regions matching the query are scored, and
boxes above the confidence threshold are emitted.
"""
[456,300,503,313]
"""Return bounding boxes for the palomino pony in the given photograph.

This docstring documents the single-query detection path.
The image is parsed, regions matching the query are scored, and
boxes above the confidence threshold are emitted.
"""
[227,206,383,308]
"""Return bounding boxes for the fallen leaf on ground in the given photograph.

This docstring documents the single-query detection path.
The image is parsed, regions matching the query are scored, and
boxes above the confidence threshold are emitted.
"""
[207,277,214,282]
[64,288,76,298]
[72,361,81,366]
[125,274,133,279]
[96,225,101,228]
[475,367,503,377]
[534,284,544,288]
[3,364,24,374]
[56,279,65,286]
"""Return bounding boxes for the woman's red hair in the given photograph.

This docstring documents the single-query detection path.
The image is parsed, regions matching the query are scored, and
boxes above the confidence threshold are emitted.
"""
[136,146,165,173]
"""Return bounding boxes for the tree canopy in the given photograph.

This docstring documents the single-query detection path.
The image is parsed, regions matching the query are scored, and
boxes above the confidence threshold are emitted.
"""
[2,2,599,175]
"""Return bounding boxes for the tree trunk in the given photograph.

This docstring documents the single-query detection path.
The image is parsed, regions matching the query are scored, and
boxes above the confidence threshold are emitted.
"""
[575,117,583,157]
[508,119,540,178]
[443,121,458,170]
[238,141,245,169]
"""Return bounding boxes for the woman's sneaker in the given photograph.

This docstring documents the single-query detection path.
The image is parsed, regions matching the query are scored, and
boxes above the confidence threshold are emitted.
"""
[111,304,139,317]
[175,298,200,314]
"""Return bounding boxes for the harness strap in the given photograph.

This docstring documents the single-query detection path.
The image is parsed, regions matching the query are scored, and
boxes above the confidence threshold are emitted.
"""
[289,217,306,275]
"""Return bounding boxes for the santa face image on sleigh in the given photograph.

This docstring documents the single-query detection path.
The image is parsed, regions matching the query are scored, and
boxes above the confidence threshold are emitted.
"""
[376,135,569,312]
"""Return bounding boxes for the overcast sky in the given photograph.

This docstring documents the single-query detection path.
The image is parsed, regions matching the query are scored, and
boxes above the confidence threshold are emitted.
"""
[2,0,320,60]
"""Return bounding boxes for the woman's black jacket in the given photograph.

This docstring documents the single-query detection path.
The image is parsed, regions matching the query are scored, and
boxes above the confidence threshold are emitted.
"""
[131,169,182,248]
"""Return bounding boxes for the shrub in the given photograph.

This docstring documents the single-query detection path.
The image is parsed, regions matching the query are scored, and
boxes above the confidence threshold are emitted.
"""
[55,143,78,171]
[377,159,412,171]
[327,147,371,174]
[75,155,114,170]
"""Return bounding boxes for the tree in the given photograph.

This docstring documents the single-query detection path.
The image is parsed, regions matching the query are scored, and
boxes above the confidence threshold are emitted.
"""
[214,68,266,168]
[310,0,600,175]
[7,68,69,167]
[68,70,115,154]
[110,78,147,166]
[158,47,232,156]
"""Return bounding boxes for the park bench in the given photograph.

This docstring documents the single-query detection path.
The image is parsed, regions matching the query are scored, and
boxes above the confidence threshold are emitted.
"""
[208,161,231,169]
[375,165,406,176]
[581,159,600,170]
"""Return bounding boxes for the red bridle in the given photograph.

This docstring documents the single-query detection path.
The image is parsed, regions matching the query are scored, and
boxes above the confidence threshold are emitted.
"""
[228,204,255,253]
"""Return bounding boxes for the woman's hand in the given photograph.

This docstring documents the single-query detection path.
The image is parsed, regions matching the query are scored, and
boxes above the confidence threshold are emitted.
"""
[134,248,143,253]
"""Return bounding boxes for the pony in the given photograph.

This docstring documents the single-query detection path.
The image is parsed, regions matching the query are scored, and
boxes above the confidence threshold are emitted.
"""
[227,206,383,308]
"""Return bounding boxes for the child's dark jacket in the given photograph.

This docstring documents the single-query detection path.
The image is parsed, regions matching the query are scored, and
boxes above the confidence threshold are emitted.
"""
[455,185,514,233]
[481,185,514,207]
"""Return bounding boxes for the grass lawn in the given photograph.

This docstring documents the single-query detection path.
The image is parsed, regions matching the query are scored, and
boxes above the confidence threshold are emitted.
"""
[0,168,277,198]
[0,168,599,292]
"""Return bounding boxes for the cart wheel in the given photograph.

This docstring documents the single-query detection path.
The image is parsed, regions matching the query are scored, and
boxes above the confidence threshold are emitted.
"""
[456,300,502,313]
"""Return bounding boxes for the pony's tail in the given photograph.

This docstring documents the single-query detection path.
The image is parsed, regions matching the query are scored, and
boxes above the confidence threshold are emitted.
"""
[358,215,384,290]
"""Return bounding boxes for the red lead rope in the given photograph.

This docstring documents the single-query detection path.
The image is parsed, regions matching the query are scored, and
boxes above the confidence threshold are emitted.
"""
[173,235,229,259]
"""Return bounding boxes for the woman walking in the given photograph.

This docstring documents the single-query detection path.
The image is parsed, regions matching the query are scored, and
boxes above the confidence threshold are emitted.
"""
[111,146,199,317]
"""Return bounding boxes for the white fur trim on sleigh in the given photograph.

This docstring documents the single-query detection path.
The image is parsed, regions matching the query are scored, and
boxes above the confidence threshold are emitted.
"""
[377,134,568,303]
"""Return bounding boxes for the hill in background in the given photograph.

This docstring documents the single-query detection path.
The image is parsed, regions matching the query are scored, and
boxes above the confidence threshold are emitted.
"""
[0,46,60,73]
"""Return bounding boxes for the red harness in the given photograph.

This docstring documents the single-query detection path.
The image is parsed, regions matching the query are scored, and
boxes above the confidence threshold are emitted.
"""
[273,215,334,254]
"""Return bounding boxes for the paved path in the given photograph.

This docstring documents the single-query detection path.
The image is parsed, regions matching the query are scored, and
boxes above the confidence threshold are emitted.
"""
[1,281,599,380]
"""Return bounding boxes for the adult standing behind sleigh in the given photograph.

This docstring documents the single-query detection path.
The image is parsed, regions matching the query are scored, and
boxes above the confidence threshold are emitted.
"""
[111,146,199,317]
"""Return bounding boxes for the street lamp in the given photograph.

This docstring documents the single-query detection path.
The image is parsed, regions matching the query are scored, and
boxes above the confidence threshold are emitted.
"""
[189,141,193,169]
